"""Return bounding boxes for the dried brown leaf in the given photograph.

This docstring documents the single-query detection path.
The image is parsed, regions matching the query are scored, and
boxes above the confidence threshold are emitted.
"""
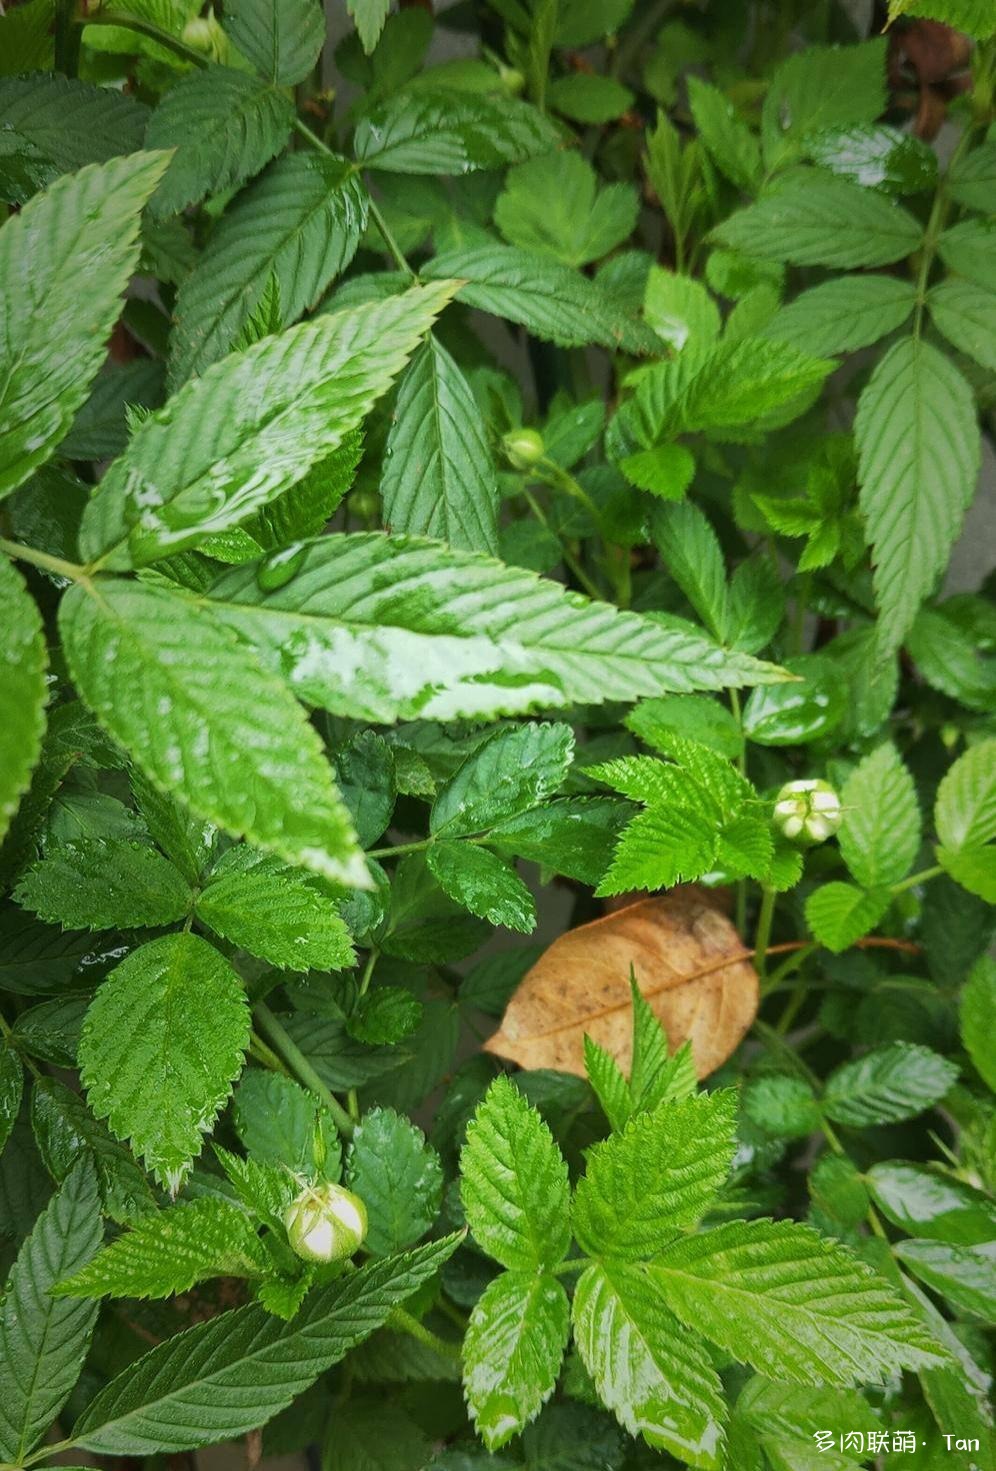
[483,890,758,1080]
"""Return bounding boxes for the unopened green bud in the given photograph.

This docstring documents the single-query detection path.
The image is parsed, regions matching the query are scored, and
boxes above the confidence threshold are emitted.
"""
[502,428,545,470]
[181,11,230,62]
[498,64,525,95]
[773,778,842,845]
[284,1182,367,1264]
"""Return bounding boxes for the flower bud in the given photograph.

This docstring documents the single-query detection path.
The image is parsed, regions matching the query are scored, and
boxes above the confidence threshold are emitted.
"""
[498,64,525,95]
[181,11,230,62]
[773,778,842,845]
[502,427,545,471]
[284,1182,367,1264]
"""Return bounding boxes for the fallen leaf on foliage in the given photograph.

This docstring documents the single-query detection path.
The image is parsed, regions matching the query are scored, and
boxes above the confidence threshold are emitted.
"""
[484,889,758,1080]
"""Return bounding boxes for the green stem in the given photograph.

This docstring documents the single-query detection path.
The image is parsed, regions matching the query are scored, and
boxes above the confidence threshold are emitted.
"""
[522,488,604,602]
[0,537,85,582]
[389,1307,463,1362]
[55,0,81,75]
[292,118,414,277]
[254,1002,355,1139]
[773,986,806,1037]
[912,122,980,334]
[890,864,943,895]
[752,886,776,979]
[248,1030,288,1074]
[365,838,431,860]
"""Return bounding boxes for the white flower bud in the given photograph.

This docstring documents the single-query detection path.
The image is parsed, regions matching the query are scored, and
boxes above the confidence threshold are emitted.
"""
[284,1182,367,1264]
[502,428,545,470]
[773,778,842,846]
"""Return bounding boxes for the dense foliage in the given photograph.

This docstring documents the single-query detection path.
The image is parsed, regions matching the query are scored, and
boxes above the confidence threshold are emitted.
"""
[0,1,994,1469]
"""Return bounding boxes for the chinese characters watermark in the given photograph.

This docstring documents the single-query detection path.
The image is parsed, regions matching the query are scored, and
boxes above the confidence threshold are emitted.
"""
[812,1431,981,1454]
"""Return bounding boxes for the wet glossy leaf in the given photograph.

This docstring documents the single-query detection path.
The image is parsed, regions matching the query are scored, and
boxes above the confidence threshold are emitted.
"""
[742,654,845,745]
[867,1162,996,1245]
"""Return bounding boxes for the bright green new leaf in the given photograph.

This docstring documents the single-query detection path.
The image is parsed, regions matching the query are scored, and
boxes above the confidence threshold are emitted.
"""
[573,1091,736,1260]
[78,933,250,1191]
[225,0,325,83]
[0,556,47,845]
[805,882,890,953]
[0,151,167,500]
[59,578,367,886]
[53,1197,267,1300]
[145,67,294,218]
[196,846,355,972]
[15,838,192,931]
[823,1044,958,1126]
[464,1271,570,1449]
[354,90,557,174]
[838,743,920,889]
[961,954,996,1094]
[72,1236,461,1455]
[572,1261,726,1469]
[651,501,728,640]
[428,842,536,933]
[431,723,574,836]
[547,73,634,123]
[206,533,784,726]
[855,337,980,654]
[644,268,720,356]
[0,1160,102,1464]
[655,1218,946,1385]
[934,739,996,901]
[346,1107,443,1257]
[422,246,663,355]
[81,282,456,567]
[765,276,916,358]
[461,1075,570,1270]
[170,153,369,381]
[713,175,921,269]
[345,0,390,54]
[687,76,760,192]
[381,335,499,554]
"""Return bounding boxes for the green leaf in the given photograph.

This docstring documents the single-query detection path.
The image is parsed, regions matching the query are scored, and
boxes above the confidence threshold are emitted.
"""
[78,933,250,1192]
[0,1041,23,1158]
[761,40,888,167]
[354,90,557,174]
[53,1197,267,1300]
[346,0,389,55]
[60,578,367,887]
[381,334,499,553]
[170,153,369,382]
[0,1160,102,1464]
[15,838,191,931]
[421,246,662,355]
[82,282,456,568]
[427,842,536,933]
[488,796,628,887]
[224,0,324,84]
[961,954,996,1094]
[937,218,996,290]
[464,1271,570,1450]
[838,743,920,888]
[207,533,782,725]
[644,266,721,354]
[431,723,574,836]
[823,1044,958,1126]
[900,1239,996,1323]
[461,1075,570,1270]
[573,1091,736,1260]
[948,140,996,211]
[572,1261,725,1469]
[655,1218,946,1385]
[323,1397,430,1471]
[72,1236,461,1455]
[934,740,996,901]
[0,151,167,500]
[741,1076,821,1140]
[196,846,354,972]
[31,1076,156,1225]
[0,73,148,204]
[650,501,727,640]
[855,337,980,654]
[928,279,996,373]
[765,275,916,358]
[584,1039,632,1135]
[627,694,743,761]
[547,73,634,124]
[886,0,995,38]
[0,556,47,846]
[866,1161,996,1245]
[232,1069,339,1177]
[712,175,921,269]
[146,67,293,218]
[804,882,890,953]
[494,153,638,269]
[346,1107,443,1257]
[687,76,761,192]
